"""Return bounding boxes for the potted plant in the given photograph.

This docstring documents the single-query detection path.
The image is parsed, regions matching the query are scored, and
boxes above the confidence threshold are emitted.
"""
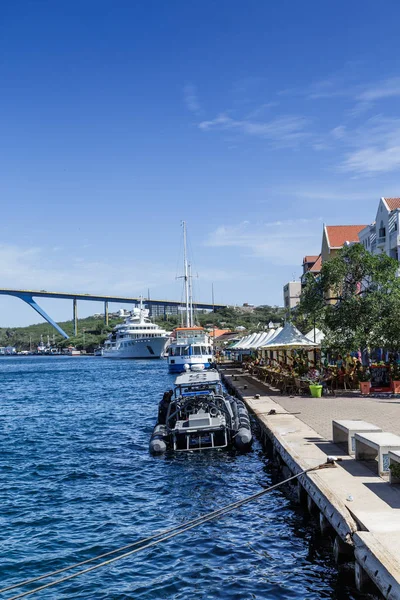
[308,373,323,398]
[391,362,400,394]
[358,367,371,395]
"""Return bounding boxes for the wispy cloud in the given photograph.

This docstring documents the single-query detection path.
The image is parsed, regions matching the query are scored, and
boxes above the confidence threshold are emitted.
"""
[205,219,322,265]
[285,69,400,116]
[0,244,176,295]
[244,102,278,120]
[338,116,400,174]
[358,77,400,102]
[342,146,400,174]
[183,83,202,115]
[198,114,310,147]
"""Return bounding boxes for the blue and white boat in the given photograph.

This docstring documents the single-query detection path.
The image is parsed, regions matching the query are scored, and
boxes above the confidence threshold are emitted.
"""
[167,326,213,373]
[167,222,214,373]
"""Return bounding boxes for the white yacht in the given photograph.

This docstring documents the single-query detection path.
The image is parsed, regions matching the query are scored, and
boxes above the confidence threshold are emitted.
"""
[102,304,169,359]
[167,222,214,373]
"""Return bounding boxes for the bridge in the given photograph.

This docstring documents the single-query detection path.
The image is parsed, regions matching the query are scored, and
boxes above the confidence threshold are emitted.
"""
[0,288,226,339]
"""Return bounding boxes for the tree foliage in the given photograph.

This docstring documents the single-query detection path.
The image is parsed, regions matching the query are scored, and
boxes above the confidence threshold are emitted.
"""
[295,244,400,353]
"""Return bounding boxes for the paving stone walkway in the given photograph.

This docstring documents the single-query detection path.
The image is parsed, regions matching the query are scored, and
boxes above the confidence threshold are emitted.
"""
[244,375,400,439]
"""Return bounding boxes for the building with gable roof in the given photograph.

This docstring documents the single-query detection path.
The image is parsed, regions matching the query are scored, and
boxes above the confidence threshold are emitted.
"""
[359,197,400,261]
[301,254,322,284]
[321,224,367,263]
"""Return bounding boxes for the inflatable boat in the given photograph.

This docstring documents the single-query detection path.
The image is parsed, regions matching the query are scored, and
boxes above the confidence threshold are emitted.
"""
[150,370,252,454]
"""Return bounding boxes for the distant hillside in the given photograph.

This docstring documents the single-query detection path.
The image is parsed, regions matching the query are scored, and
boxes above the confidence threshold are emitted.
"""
[0,315,122,352]
[0,304,285,351]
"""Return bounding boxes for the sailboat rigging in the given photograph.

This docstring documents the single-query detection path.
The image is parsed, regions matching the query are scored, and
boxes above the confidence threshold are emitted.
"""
[167,222,214,373]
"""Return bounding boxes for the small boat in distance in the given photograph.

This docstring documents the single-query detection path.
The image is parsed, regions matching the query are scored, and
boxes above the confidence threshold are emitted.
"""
[149,369,252,453]
[167,222,214,373]
[68,346,81,356]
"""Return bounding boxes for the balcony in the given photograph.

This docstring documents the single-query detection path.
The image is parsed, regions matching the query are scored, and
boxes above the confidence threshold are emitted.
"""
[376,236,386,247]
[390,230,399,248]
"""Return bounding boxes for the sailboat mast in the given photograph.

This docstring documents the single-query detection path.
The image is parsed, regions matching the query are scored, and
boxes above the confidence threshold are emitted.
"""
[188,263,193,327]
[182,221,190,327]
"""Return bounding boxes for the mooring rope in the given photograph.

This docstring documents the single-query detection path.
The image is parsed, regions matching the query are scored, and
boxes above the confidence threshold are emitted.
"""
[2,461,330,599]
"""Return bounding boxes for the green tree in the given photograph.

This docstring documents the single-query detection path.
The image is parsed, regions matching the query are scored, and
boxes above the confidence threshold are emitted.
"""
[295,244,400,354]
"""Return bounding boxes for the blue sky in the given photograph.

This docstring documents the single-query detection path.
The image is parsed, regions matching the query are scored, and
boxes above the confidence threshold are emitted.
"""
[1,1,400,326]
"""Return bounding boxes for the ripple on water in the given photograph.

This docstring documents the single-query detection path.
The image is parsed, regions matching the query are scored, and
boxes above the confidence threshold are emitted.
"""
[0,357,366,599]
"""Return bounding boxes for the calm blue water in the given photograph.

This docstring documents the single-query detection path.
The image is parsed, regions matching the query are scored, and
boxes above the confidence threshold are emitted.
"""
[0,357,365,599]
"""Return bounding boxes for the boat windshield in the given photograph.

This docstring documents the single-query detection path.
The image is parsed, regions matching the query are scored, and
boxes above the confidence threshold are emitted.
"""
[176,383,222,397]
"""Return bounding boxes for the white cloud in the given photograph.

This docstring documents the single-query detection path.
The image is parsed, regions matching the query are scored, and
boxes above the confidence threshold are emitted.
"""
[288,189,370,202]
[198,113,310,146]
[205,219,322,266]
[331,125,346,139]
[342,146,400,174]
[0,243,176,296]
[183,83,202,115]
[339,116,400,174]
[358,77,400,102]
[244,102,278,119]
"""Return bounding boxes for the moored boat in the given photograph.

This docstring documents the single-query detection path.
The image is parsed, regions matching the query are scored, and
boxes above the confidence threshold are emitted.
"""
[167,221,214,372]
[149,369,252,453]
[102,301,169,359]
[167,327,213,373]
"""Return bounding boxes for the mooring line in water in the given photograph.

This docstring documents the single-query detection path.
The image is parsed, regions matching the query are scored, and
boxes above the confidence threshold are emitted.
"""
[3,461,332,599]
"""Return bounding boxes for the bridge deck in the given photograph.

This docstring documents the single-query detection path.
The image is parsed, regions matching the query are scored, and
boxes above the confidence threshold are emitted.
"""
[0,288,226,309]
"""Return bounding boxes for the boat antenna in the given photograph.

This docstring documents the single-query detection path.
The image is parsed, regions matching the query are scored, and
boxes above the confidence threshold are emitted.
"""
[212,282,216,343]
[182,221,190,328]
[188,263,194,327]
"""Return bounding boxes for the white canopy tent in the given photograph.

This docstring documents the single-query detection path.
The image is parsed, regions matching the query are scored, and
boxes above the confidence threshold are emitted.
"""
[262,323,318,350]
[237,332,260,350]
[250,330,273,349]
[306,328,325,345]
[229,332,255,350]
[229,328,281,351]
[247,332,265,349]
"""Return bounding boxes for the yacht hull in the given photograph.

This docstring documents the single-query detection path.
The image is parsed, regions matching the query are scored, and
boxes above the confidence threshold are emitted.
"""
[102,337,167,359]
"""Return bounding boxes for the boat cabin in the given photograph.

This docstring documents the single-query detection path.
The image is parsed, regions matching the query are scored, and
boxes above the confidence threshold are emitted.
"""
[174,371,223,398]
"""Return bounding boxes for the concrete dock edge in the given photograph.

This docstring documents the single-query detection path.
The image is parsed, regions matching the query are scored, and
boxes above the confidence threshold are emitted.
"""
[220,365,400,599]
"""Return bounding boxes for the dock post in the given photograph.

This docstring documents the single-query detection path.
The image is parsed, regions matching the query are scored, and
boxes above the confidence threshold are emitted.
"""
[104,301,109,326]
[354,561,373,592]
[319,512,332,535]
[73,299,78,336]
[297,481,307,505]
[333,535,354,564]
[307,494,318,515]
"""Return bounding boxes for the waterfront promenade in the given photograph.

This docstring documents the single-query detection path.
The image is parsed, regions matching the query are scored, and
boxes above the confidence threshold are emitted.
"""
[219,364,400,600]
[242,376,400,439]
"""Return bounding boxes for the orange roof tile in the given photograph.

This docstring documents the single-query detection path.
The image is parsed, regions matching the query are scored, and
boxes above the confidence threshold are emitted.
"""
[325,225,367,249]
[209,328,231,338]
[303,255,319,264]
[310,255,322,272]
[384,197,400,211]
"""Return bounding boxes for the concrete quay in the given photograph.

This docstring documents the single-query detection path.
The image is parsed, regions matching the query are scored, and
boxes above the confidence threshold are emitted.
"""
[219,364,400,599]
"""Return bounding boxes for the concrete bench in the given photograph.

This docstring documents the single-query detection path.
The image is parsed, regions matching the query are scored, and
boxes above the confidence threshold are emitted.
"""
[388,450,400,484]
[332,420,382,455]
[355,432,400,476]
